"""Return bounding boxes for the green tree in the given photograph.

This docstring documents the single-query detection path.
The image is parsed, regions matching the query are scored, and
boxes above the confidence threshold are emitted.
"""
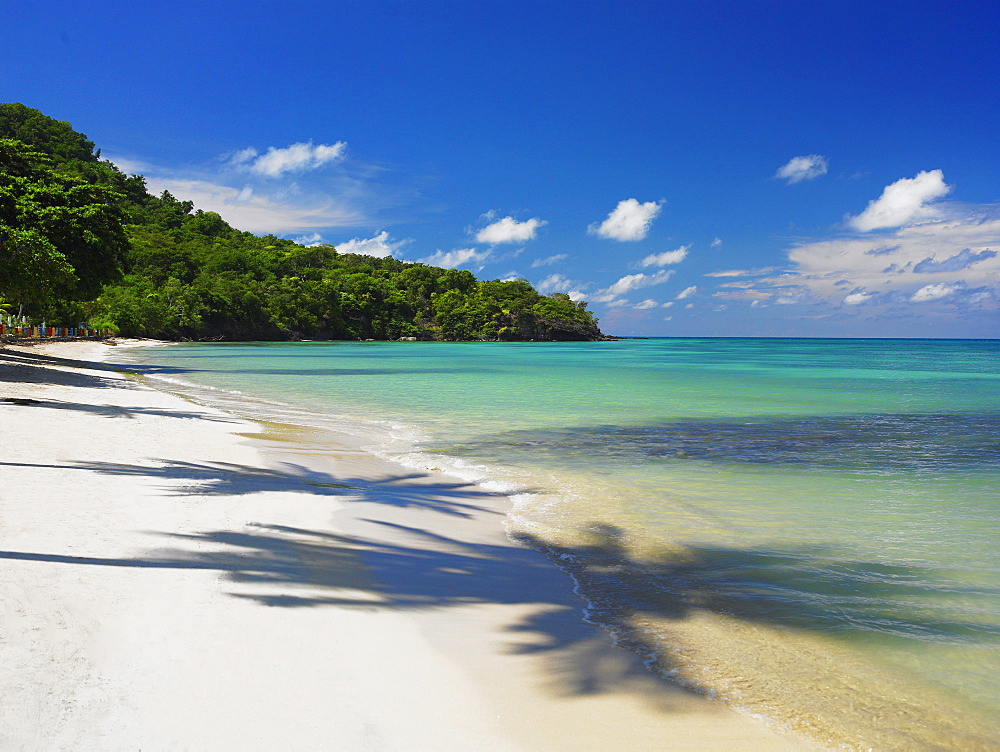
[0,103,99,163]
[2,103,605,341]
[0,139,127,310]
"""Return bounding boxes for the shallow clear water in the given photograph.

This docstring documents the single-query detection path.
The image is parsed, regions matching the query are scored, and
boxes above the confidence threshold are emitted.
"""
[124,338,1000,749]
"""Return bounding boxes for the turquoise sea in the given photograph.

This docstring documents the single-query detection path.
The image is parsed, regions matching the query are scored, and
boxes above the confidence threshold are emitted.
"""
[124,338,1000,750]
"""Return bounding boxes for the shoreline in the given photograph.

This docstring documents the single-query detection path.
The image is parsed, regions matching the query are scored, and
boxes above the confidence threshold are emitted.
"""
[0,340,813,750]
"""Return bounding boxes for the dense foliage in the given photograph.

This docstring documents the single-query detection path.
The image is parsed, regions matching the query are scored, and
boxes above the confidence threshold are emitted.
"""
[0,104,603,341]
[0,137,129,315]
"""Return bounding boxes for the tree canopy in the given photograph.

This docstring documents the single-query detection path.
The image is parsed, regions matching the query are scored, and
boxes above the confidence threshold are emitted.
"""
[0,138,128,313]
[0,103,99,164]
[0,103,605,341]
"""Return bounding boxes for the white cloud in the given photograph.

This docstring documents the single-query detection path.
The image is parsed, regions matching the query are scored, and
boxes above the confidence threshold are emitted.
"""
[967,289,994,306]
[711,237,723,248]
[849,170,952,231]
[536,273,570,294]
[476,216,547,244]
[589,198,663,241]
[685,303,694,309]
[535,273,585,296]
[662,301,674,308]
[418,248,492,270]
[137,176,366,233]
[231,141,348,177]
[748,190,1000,323]
[704,267,780,278]
[530,253,569,268]
[675,285,698,300]
[713,288,774,303]
[106,155,153,175]
[913,248,996,273]
[634,299,659,309]
[336,230,411,258]
[640,244,690,267]
[106,149,398,235]
[294,232,324,246]
[228,147,258,167]
[775,154,828,184]
[911,283,959,302]
[784,210,1000,307]
[592,270,673,302]
[843,291,874,305]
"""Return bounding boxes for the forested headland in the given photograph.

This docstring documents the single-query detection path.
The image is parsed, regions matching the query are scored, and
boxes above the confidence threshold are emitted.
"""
[0,103,605,341]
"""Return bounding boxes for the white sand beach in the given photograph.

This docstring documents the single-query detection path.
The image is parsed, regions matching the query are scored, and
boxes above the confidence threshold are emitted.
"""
[0,341,813,751]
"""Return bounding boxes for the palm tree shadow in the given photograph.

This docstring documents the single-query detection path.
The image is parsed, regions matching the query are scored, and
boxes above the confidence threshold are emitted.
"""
[0,349,129,389]
[0,398,241,421]
[0,458,510,517]
[513,524,1000,645]
[0,346,192,375]
[2,521,995,701]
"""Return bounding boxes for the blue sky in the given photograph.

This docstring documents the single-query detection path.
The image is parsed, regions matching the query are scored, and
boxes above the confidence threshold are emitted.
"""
[5,0,998,337]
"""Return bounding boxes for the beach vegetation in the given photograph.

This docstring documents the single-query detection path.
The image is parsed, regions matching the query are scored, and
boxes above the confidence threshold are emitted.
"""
[0,103,605,341]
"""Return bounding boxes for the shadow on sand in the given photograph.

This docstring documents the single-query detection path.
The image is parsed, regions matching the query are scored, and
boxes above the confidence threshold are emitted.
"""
[0,348,129,389]
[0,458,508,518]
[0,346,191,378]
[1,454,996,700]
[0,349,241,420]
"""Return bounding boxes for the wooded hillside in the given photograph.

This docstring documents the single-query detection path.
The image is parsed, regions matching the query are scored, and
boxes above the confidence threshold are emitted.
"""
[0,103,604,341]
